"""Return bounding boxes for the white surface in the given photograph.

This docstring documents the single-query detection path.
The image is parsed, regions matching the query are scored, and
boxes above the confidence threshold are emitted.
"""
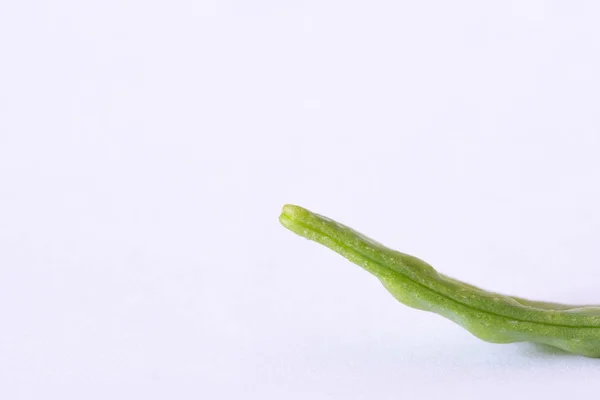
[2,1,600,398]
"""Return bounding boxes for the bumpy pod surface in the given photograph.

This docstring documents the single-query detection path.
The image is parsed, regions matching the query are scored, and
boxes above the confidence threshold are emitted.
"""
[279,204,600,357]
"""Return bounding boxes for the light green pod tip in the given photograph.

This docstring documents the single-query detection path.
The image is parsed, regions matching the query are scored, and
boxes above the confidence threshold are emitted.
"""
[279,204,600,358]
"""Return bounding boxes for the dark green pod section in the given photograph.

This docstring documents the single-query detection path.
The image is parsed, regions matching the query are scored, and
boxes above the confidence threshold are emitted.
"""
[279,204,600,358]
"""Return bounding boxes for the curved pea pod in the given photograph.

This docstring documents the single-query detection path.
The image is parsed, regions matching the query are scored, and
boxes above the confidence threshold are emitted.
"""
[279,204,600,358]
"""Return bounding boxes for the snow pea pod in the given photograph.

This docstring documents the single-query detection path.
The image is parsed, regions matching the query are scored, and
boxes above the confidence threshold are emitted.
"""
[279,204,600,357]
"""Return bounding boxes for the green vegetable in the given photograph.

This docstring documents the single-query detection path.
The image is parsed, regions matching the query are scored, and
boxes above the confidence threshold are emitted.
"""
[279,204,600,357]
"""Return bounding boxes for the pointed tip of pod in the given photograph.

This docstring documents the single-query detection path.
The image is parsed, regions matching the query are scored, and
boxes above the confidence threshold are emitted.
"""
[281,204,308,218]
[279,204,309,231]
[280,203,310,224]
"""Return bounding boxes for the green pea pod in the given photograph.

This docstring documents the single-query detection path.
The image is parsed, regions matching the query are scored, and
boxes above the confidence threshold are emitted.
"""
[279,204,600,357]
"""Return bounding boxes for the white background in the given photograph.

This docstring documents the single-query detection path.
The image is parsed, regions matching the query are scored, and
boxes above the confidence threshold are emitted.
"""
[2,1,600,398]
